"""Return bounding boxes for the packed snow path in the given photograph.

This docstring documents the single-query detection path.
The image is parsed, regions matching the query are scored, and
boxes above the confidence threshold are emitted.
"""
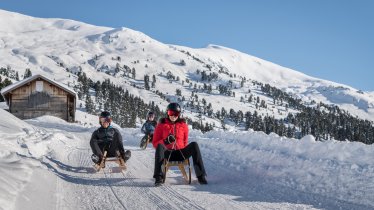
[2,113,374,210]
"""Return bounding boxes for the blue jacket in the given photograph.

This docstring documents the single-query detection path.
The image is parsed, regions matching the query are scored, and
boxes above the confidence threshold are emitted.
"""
[141,120,157,135]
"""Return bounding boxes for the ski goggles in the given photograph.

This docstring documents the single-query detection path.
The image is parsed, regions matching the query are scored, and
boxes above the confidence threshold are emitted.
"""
[167,110,180,117]
[99,117,112,123]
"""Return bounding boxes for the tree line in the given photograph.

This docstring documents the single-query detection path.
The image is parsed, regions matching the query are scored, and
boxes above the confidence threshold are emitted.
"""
[76,72,212,132]
[1,65,373,144]
[220,82,374,144]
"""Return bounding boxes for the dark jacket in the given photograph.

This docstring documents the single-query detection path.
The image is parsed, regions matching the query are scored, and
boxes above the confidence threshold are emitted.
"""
[90,126,124,156]
[152,117,188,150]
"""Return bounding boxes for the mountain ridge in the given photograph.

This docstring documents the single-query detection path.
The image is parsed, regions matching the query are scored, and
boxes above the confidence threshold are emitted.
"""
[0,8,373,125]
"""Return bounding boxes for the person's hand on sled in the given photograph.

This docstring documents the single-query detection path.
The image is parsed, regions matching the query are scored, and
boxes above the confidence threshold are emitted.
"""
[164,134,176,145]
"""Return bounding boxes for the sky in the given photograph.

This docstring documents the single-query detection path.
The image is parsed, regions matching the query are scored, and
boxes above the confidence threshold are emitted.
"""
[0,0,373,91]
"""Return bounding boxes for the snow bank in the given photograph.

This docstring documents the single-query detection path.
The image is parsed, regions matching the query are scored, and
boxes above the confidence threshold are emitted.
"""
[0,109,65,210]
[190,129,374,207]
[0,109,36,210]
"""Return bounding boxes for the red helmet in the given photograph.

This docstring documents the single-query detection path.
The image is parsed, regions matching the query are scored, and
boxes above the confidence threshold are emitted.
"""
[167,103,181,117]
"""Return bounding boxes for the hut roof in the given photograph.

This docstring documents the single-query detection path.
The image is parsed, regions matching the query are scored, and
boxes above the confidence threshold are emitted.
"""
[1,74,77,103]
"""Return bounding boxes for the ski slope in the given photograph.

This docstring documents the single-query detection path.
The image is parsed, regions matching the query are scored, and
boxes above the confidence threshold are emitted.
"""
[1,108,374,210]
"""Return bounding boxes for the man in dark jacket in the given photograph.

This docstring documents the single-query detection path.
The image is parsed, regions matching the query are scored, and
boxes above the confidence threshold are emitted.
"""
[90,111,131,164]
[152,103,207,186]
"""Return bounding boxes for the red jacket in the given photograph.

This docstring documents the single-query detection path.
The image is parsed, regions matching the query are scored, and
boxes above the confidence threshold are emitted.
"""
[152,117,188,150]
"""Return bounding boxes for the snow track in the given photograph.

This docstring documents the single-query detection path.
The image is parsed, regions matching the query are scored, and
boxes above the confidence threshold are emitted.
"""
[94,148,205,210]
[43,136,313,210]
[102,170,128,210]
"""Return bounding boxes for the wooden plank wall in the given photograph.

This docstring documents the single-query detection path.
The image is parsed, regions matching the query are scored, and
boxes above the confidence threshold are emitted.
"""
[9,79,74,121]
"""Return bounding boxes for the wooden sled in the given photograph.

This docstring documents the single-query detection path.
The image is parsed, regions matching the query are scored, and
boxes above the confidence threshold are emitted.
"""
[162,159,191,184]
[94,150,126,172]
[140,135,151,150]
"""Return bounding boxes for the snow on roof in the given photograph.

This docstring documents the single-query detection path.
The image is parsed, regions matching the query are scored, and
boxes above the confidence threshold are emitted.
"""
[0,74,77,100]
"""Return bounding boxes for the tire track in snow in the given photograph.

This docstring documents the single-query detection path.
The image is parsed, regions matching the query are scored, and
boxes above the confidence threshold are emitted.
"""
[128,148,203,209]
[103,170,128,210]
[108,170,201,210]
[103,164,177,210]
[48,145,125,209]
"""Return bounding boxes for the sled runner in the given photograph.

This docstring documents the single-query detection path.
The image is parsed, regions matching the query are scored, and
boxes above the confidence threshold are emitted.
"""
[162,159,191,184]
[94,150,126,172]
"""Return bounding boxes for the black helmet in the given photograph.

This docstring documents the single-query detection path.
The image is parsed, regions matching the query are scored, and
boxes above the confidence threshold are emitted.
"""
[99,111,112,125]
[147,111,155,119]
[100,111,111,118]
[167,103,181,112]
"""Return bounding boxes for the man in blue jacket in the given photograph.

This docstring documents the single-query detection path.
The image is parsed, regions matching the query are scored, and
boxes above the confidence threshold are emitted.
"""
[140,111,157,148]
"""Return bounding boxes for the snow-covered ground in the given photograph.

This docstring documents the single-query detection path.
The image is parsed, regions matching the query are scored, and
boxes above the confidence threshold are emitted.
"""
[1,108,374,210]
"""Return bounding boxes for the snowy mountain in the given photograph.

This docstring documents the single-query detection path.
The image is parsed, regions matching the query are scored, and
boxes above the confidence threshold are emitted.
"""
[0,9,373,125]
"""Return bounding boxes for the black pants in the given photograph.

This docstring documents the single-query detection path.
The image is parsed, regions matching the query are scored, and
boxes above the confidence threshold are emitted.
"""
[153,142,206,178]
[90,140,123,158]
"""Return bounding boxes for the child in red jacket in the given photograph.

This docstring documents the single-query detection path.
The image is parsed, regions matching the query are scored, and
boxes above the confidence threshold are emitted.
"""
[152,103,207,186]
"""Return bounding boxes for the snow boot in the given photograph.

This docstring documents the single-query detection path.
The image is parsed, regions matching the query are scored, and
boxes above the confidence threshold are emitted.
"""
[122,150,131,162]
[154,176,164,187]
[197,175,208,185]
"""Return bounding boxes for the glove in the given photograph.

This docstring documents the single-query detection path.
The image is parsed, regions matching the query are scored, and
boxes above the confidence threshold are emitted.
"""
[164,134,176,145]
[91,154,102,164]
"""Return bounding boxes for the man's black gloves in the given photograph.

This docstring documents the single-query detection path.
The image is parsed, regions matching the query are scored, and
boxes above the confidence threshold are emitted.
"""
[164,134,176,145]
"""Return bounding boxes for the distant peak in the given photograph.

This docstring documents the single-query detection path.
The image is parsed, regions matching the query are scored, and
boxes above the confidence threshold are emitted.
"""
[0,9,109,34]
[207,44,223,49]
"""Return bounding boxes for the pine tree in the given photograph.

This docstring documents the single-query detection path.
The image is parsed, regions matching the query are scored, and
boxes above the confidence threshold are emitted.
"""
[0,76,12,101]
[24,68,32,79]
[144,75,150,90]
[85,95,95,113]
[152,75,156,83]
[176,88,182,96]
[132,68,136,79]
[221,107,227,119]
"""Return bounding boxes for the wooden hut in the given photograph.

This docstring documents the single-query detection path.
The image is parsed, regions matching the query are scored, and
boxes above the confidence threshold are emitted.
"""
[1,74,76,122]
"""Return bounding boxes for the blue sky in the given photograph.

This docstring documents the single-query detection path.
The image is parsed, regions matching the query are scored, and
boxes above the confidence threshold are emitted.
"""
[1,0,373,90]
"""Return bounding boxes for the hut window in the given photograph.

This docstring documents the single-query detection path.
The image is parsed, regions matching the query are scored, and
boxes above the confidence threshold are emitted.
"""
[36,81,44,92]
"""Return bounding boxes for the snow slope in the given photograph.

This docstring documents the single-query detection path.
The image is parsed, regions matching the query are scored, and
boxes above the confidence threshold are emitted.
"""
[1,109,374,210]
[0,9,374,123]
